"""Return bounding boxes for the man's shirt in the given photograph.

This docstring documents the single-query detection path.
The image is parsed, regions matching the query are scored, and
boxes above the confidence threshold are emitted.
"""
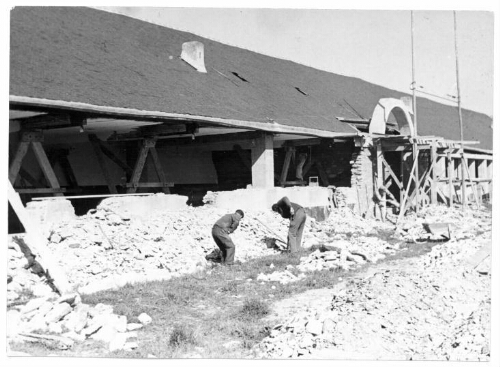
[214,213,241,233]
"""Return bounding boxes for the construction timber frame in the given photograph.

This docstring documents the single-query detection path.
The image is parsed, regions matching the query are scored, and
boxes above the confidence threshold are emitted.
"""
[372,135,493,223]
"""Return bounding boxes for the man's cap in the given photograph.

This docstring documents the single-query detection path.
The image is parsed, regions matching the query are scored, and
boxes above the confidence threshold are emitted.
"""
[236,209,244,218]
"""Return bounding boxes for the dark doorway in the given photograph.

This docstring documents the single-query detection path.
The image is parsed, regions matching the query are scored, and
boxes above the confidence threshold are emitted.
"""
[212,150,252,190]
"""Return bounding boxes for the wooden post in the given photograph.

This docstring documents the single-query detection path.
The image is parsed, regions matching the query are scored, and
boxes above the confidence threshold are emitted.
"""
[31,142,63,197]
[477,159,487,202]
[460,151,467,209]
[487,160,493,204]
[413,142,419,213]
[149,146,170,194]
[429,141,437,204]
[315,161,330,187]
[127,139,152,193]
[9,141,30,184]
[8,181,73,294]
[376,142,386,221]
[89,134,133,176]
[279,147,293,186]
[89,136,118,194]
[396,152,419,224]
[400,152,410,208]
[462,155,480,209]
[447,151,453,207]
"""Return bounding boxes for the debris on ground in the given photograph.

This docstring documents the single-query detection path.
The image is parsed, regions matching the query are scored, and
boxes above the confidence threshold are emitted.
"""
[253,205,491,361]
[7,201,491,360]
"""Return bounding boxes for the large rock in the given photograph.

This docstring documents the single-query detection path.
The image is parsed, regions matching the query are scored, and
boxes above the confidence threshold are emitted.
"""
[44,302,72,323]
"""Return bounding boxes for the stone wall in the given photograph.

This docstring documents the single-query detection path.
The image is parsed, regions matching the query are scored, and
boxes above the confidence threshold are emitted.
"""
[350,146,374,215]
[206,186,333,220]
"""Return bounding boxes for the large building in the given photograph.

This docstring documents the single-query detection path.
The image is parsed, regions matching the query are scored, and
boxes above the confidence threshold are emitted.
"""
[9,7,493,217]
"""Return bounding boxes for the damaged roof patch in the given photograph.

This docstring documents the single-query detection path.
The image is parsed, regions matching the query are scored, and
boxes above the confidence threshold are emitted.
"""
[295,87,308,96]
[232,72,248,82]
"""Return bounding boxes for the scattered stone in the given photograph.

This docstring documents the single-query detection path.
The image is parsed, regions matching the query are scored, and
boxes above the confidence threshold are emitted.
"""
[126,323,143,331]
[44,302,72,324]
[138,313,152,325]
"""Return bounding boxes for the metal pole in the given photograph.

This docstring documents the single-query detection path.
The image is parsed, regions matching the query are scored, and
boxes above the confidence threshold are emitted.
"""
[411,11,419,212]
[454,11,464,145]
[411,11,418,135]
[454,11,466,210]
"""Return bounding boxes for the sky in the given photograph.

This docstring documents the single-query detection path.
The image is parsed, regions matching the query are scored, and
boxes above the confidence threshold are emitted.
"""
[95,4,495,117]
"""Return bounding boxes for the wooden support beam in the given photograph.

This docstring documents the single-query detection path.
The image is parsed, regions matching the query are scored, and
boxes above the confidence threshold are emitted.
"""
[302,159,314,177]
[462,154,481,209]
[16,188,67,194]
[413,142,419,213]
[18,167,43,188]
[280,147,293,186]
[376,142,386,221]
[33,193,155,201]
[447,151,453,207]
[57,153,79,189]
[125,182,174,188]
[127,140,151,193]
[460,152,467,209]
[436,186,448,204]
[89,134,133,176]
[9,141,30,184]
[283,138,322,147]
[447,153,493,161]
[430,141,437,204]
[396,151,419,224]
[315,161,330,186]
[149,146,170,194]
[8,181,73,294]
[380,156,403,190]
[31,142,63,197]
[89,135,118,194]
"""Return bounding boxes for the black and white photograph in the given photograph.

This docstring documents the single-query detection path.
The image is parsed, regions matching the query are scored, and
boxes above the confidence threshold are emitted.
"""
[3,1,499,365]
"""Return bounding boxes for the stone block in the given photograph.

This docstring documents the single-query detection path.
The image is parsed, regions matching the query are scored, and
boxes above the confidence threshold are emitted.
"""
[306,319,323,336]
[44,302,72,323]
[25,200,76,232]
[21,297,49,314]
[138,313,152,325]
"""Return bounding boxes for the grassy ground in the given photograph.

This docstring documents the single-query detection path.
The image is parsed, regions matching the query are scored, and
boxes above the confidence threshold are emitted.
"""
[9,239,440,358]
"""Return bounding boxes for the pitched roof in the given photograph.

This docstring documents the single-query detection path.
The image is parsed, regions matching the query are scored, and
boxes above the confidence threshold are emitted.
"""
[10,7,493,149]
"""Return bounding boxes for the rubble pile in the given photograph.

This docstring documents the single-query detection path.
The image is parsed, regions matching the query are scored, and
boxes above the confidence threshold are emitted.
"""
[7,292,151,353]
[255,205,491,360]
[41,203,295,293]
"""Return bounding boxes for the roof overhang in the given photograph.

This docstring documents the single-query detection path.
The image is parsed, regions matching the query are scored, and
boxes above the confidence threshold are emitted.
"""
[10,95,359,139]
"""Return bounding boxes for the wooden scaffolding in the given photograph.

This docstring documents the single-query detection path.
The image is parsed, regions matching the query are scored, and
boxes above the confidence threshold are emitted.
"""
[372,136,493,222]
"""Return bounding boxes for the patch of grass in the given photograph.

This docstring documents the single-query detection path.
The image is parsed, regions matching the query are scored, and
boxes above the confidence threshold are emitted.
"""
[220,280,238,294]
[238,298,270,319]
[17,238,444,359]
[230,323,270,349]
[169,324,198,347]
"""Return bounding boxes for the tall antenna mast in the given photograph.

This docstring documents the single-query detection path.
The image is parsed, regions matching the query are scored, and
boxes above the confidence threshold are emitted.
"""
[411,11,418,135]
[411,11,419,212]
[453,11,464,146]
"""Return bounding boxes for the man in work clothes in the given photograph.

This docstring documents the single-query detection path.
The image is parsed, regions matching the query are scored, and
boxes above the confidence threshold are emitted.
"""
[212,210,244,266]
[272,196,307,253]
